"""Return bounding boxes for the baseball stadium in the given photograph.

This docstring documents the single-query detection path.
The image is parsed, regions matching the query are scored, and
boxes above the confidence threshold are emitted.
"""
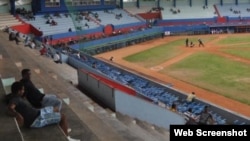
[0,0,250,141]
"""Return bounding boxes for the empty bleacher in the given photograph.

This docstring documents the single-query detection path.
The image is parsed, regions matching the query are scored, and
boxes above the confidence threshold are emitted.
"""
[124,1,156,15]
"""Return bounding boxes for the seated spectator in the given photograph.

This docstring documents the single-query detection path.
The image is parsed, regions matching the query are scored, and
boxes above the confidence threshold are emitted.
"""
[25,39,36,49]
[24,35,30,46]
[20,69,62,110]
[8,31,20,45]
[40,46,47,55]
[85,23,89,29]
[50,20,57,26]
[184,108,199,125]
[170,103,177,112]
[68,28,72,32]
[198,106,214,125]
[29,40,36,49]
[26,11,35,20]
[7,81,80,141]
[53,52,62,64]
[2,25,9,32]
[67,38,75,45]
[9,31,16,41]
[186,92,196,103]
[75,52,80,59]
[46,18,52,24]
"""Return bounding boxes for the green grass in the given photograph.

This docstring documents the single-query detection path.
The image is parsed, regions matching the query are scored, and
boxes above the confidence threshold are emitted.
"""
[217,35,250,45]
[124,37,215,68]
[160,52,250,105]
[219,43,250,60]
[221,48,250,60]
[124,39,184,68]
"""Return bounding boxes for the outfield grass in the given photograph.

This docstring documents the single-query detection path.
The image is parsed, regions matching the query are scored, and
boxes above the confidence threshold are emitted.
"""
[217,35,250,45]
[216,35,250,59]
[221,48,250,60]
[160,52,250,105]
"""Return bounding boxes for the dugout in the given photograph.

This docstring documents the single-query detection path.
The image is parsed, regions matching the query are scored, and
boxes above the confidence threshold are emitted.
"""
[209,22,250,34]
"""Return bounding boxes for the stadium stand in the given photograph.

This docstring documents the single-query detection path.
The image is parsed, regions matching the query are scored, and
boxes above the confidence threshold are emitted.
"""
[1,0,250,140]
[67,53,250,126]
[0,28,169,141]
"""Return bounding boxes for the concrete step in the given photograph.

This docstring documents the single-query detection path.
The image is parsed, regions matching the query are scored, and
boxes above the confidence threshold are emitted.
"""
[0,31,171,141]
[116,112,170,141]
[1,36,130,141]
[18,40,167,141]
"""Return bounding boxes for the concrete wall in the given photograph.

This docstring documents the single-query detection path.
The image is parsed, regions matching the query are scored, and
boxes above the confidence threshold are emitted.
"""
[77,68,186,130]
[115,89,186,129]
[78,69,115,109]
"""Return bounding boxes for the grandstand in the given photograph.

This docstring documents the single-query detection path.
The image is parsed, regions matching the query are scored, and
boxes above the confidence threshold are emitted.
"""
[1,0,250,140]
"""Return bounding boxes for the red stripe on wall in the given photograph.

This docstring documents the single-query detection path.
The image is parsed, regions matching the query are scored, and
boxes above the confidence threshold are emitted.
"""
[80,69,136,96]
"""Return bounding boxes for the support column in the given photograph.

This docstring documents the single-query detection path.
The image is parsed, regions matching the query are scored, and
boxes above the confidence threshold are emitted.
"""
[9,0,15,15]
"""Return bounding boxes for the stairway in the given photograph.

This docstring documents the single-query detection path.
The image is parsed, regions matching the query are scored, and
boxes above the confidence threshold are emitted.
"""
[0,13,23,29]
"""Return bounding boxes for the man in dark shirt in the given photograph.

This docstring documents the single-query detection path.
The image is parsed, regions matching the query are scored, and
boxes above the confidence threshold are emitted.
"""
[20,69,62,111]
[8,81,80,141]
[198,106,214,125]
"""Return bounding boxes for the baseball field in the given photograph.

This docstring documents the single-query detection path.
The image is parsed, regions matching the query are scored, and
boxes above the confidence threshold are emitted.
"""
[95,33,250,117]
